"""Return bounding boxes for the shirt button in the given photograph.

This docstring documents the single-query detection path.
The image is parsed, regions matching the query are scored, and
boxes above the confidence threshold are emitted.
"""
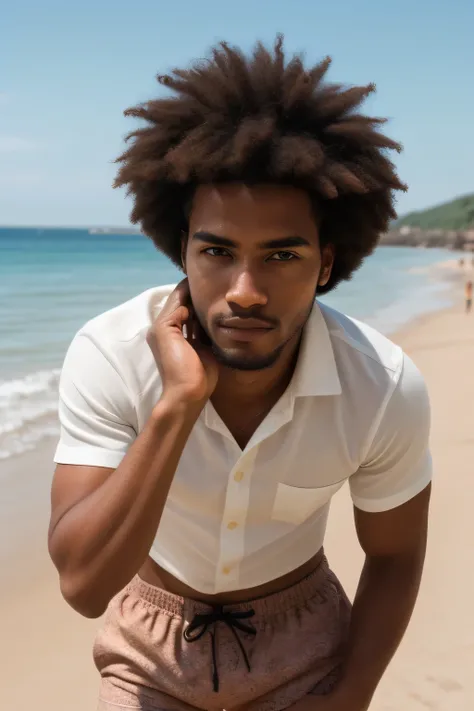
[234,471,244,482]
[222,566,231,575]
[227,521,238,530]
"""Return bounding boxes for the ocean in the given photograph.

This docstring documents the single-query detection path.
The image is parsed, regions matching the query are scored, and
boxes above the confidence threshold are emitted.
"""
[0,226,460,463]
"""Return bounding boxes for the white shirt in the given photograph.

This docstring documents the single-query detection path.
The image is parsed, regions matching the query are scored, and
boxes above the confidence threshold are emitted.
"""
[54,285,432,594]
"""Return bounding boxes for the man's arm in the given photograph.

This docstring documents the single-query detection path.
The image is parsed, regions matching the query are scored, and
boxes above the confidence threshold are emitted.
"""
[49,281,218,619]
[329,483,431,710]
[49,397,203,619]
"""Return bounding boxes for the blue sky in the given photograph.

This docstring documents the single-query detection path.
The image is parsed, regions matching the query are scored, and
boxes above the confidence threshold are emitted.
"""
[1,0,473,226]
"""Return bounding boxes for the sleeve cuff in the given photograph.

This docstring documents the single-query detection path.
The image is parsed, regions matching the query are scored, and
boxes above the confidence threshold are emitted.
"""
[351,466,432,513]
[53,442,127,469]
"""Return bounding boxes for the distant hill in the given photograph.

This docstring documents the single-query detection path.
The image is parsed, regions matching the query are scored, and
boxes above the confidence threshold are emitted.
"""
[396,193,474,231]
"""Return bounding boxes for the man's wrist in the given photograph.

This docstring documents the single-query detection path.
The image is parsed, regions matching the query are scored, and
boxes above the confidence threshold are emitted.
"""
[152,392,206,423]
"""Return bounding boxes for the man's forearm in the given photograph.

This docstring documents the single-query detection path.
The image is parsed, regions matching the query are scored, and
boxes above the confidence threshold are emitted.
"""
[335,550,426,709]
[49,396,203,617]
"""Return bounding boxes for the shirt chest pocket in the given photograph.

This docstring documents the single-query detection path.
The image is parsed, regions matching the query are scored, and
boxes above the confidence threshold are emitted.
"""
[271,481,345,525]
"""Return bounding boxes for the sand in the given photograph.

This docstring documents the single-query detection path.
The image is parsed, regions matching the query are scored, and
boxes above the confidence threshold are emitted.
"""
[2,277,473,710]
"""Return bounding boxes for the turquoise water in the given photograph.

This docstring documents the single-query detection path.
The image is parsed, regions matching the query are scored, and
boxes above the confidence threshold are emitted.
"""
[0,226,458,461]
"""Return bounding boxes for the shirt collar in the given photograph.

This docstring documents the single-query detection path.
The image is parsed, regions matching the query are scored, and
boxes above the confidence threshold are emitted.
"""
[202,301,341,448]
[290,301,342,398]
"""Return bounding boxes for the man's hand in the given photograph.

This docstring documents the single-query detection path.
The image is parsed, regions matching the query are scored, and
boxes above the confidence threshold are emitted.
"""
[283,688,369,711]
[147,278,219,404]
[310,696,366,711]
[315,690,369,711]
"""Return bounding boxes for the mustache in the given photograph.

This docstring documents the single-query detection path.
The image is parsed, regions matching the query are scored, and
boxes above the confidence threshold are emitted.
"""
[213,311,279,329]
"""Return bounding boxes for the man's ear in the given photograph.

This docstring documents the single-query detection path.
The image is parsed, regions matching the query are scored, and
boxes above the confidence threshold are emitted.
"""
[318,244,335,287]
[180,231,187,273]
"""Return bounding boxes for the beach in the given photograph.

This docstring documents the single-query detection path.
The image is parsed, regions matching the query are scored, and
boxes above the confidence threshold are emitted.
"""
[1,248,473,709]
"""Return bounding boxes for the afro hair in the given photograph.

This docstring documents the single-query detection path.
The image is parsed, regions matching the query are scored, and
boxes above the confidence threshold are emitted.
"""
[114,36,406,293]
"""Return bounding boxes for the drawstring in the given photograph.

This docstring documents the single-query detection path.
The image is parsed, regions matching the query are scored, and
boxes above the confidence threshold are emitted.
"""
[183,605,256,692]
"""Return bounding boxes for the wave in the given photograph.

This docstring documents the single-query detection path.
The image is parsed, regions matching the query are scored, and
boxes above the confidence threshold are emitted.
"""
[0,369,60,460]
[0,369,60,400]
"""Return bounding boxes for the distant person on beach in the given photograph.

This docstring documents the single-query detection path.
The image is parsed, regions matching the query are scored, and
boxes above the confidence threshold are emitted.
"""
[48,37,432,711]
[465,280,473,313]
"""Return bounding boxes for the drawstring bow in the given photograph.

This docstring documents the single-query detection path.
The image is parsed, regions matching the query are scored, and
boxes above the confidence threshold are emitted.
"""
[183,605,256,692]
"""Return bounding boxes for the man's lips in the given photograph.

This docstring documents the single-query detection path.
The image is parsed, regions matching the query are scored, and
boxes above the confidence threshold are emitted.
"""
[216,318,275,342]
[217,317,275,329]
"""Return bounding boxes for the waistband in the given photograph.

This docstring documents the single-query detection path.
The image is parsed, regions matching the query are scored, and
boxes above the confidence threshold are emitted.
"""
[125,556,333,619]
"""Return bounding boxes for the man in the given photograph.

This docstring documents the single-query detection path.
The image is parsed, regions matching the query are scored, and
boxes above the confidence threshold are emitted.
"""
[49,37,432,711]
[465,280,472,313]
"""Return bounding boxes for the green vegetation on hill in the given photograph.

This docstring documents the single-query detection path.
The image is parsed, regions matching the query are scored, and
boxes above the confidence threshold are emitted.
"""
[396,193,474,230]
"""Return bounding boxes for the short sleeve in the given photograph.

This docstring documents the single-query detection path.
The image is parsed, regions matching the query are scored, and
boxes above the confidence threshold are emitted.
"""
[349,354,432,513]
[54,333,137,468]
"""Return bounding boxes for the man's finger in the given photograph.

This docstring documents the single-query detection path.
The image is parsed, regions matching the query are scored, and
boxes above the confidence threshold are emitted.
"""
[159,279,190,320]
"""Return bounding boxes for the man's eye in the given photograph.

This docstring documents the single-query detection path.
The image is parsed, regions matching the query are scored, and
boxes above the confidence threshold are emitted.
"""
[204,247,231,258]
[269,251,298,262]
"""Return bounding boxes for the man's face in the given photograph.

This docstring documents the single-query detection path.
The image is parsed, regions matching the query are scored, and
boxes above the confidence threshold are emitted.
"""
[184,183,334,371]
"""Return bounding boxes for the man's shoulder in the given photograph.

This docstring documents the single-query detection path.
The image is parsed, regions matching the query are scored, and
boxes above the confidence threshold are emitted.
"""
[69,285,176,388]
[318,301,404,377]
[78,284,177,345]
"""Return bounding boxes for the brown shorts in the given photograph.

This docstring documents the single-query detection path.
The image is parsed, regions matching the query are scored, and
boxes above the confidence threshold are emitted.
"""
[94,557,351,711]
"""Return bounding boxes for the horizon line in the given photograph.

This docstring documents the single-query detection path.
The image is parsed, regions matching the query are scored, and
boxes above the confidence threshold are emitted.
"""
[0,224,141,230]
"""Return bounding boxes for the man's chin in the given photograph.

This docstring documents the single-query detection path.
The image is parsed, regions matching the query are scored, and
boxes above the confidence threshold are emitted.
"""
[210,343,285,372]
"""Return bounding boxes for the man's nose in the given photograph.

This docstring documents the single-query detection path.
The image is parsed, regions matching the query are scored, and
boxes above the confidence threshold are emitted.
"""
[225,268,268,310]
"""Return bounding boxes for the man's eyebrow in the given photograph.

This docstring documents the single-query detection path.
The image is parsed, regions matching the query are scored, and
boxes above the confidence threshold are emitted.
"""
[259,235,311,249]
[192,232,311,249]
[192,232,237,248]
